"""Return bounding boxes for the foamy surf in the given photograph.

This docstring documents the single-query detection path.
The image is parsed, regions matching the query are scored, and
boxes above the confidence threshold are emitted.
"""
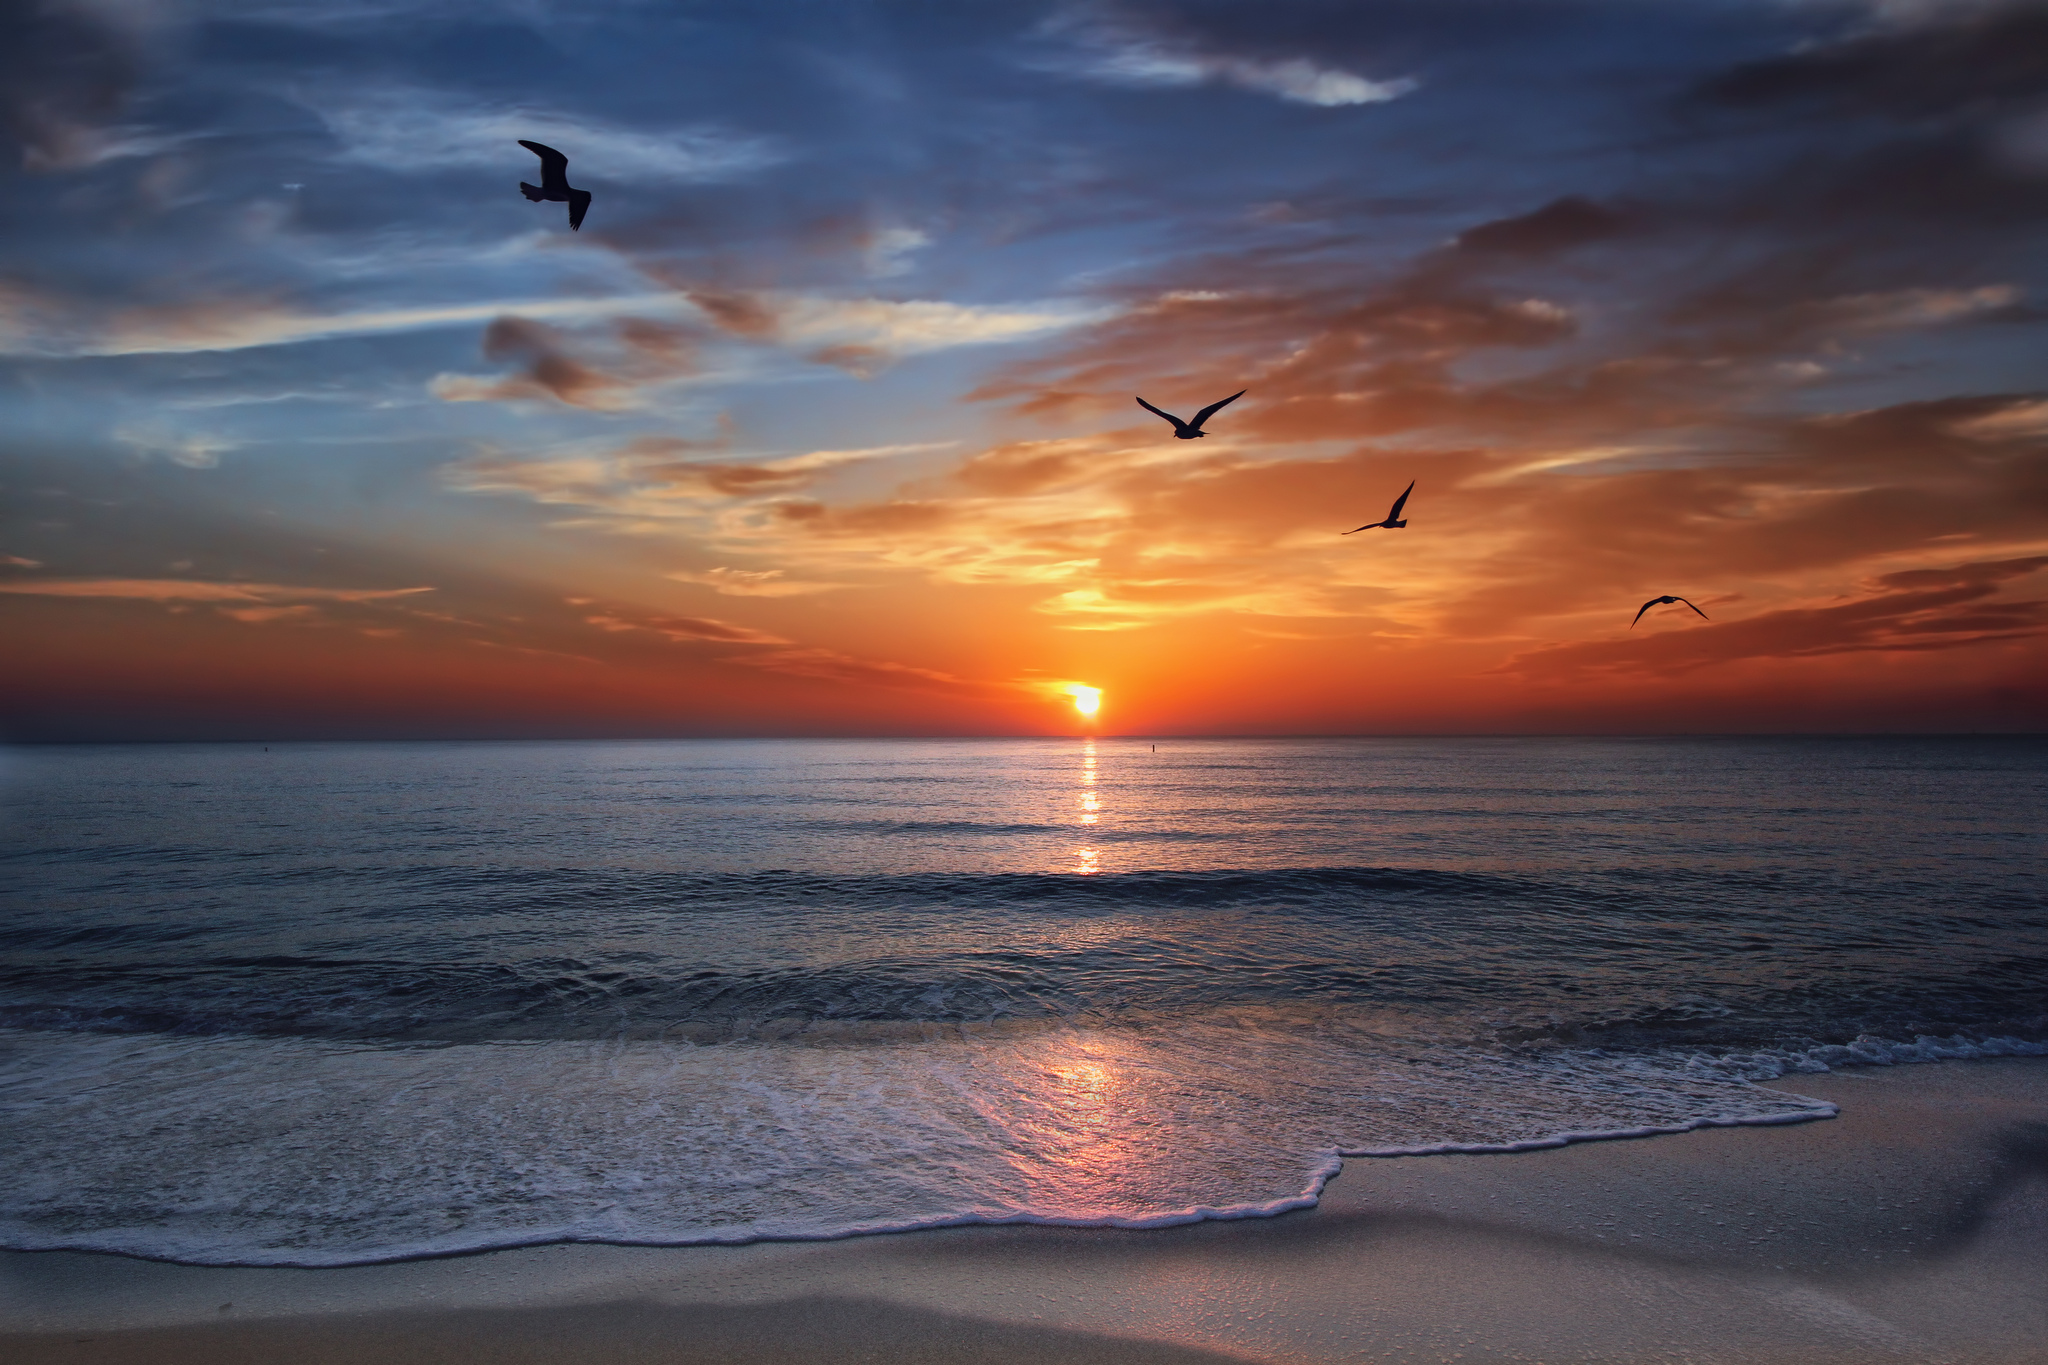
[0,1021,1837,1267]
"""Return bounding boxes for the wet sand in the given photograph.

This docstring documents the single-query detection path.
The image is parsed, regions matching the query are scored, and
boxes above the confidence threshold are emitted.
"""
[4,1057,2045,1364]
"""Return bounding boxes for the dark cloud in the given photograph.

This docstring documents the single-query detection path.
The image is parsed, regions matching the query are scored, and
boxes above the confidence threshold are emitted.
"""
[0,0,144,171]
[476,316,625,408]
[435,315,706,409]
[1875,554,2048,591]
[684,287,780,339]
[1677,5,2048,244]
[768,498,956,535]
[1694,7,2048,120]
[1452,196,1630,257]
[614,317,699,368]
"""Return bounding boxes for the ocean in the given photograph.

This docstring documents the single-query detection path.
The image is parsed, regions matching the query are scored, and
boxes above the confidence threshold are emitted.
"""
[2,735,2043,1266]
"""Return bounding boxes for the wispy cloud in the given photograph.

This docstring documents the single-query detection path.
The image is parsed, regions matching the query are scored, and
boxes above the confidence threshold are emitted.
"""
[446,439,954,518]
[863,226,932,279]
[307,86,785,182]
[0,579,434,602]
[774,295,1113,354]
[113,422,238,469]
[1,286,1109,362]
[665,567,848,597]
[583,612,789,645]
[2,0,174,171]
[730,647,1015,699]
[2,291,669,359]
[1035,10,1418,107]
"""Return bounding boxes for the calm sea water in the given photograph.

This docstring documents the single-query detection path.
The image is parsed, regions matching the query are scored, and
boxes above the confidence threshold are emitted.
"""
[2,736,2044,1265]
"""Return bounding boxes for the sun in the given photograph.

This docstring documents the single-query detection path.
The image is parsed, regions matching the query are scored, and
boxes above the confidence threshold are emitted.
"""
[1068,686,1102,717]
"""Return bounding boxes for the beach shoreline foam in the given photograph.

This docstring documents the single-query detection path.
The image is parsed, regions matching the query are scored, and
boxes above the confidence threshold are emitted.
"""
[4,1054,2044,1363]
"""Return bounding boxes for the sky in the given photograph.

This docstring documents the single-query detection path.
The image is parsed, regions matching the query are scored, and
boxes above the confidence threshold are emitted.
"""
[3,0,2045,740]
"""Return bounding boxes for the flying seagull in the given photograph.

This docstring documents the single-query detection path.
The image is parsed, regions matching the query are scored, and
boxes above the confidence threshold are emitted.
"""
[1343,481,1415,534]
[1630,595,1709,629]
[518,140,591,231]
[1136,389,1244,439]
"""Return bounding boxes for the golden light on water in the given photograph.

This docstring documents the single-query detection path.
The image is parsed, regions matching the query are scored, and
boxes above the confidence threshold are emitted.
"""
[1069,686,1102,717]
[1075,737,1101,872]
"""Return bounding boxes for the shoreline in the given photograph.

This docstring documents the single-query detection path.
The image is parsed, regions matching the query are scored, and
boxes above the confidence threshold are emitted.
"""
[0,1091,1848,1273]
[4,1056,2045,1362]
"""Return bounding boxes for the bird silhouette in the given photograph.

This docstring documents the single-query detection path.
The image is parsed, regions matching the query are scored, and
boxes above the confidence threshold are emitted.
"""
[518,140,591,231]
[1136,390,1244,439]
[1343,481,1415,534]
[1630,595,1709,628]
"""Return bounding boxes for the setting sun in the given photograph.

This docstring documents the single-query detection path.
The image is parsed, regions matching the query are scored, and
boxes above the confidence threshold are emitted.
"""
[1069,687,1102,717]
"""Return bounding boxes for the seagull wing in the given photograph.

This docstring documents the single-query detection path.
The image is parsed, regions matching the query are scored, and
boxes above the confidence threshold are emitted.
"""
[1135,396,1185,428]
[519,140,571,194]
[1385,479,1415,521]
[1189,389,1246,430]
[1340,523,1381,534]
[1630,599,1657,629]
[1676,596,1709,619]
[567,188,591,231]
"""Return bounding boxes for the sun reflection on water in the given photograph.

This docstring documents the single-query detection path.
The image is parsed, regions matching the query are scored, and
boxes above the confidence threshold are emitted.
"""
[1075,739,1101,872]
[1004,1034,1184,1216]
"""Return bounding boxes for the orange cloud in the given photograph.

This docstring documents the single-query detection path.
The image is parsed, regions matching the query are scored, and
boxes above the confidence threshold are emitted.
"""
[665,567,846,596]
[583,612,789,645]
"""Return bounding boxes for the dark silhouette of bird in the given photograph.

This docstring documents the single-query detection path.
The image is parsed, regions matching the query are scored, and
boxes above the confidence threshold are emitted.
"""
[1343,481,1414,534]
[1630,595,1709,628]
[1136,390,1244,439]
[518,140,591,231]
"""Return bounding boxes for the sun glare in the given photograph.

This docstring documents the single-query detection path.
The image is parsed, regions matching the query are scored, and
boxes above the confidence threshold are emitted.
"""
[1069,686,1102,717]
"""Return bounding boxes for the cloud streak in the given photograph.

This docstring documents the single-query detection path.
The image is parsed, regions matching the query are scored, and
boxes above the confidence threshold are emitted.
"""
[584,612,790,645]
[0,579,434,602]
[1,288,1108,362]
[1038,10,1417,106]
[730,647,1017,699]
[665,567,848,597]
[309,87,785,182]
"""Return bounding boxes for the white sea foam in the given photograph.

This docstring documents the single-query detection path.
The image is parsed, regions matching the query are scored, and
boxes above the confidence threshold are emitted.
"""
[0,1022,1837,1266]
[1668,1031,2048,1083]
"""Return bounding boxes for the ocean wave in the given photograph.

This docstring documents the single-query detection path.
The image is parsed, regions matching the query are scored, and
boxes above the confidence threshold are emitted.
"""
[4,859,2043,1051]
[3,862,1564,908]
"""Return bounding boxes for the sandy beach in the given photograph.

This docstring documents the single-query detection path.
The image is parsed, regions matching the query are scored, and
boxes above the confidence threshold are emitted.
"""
[3,1055,2044,1364]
